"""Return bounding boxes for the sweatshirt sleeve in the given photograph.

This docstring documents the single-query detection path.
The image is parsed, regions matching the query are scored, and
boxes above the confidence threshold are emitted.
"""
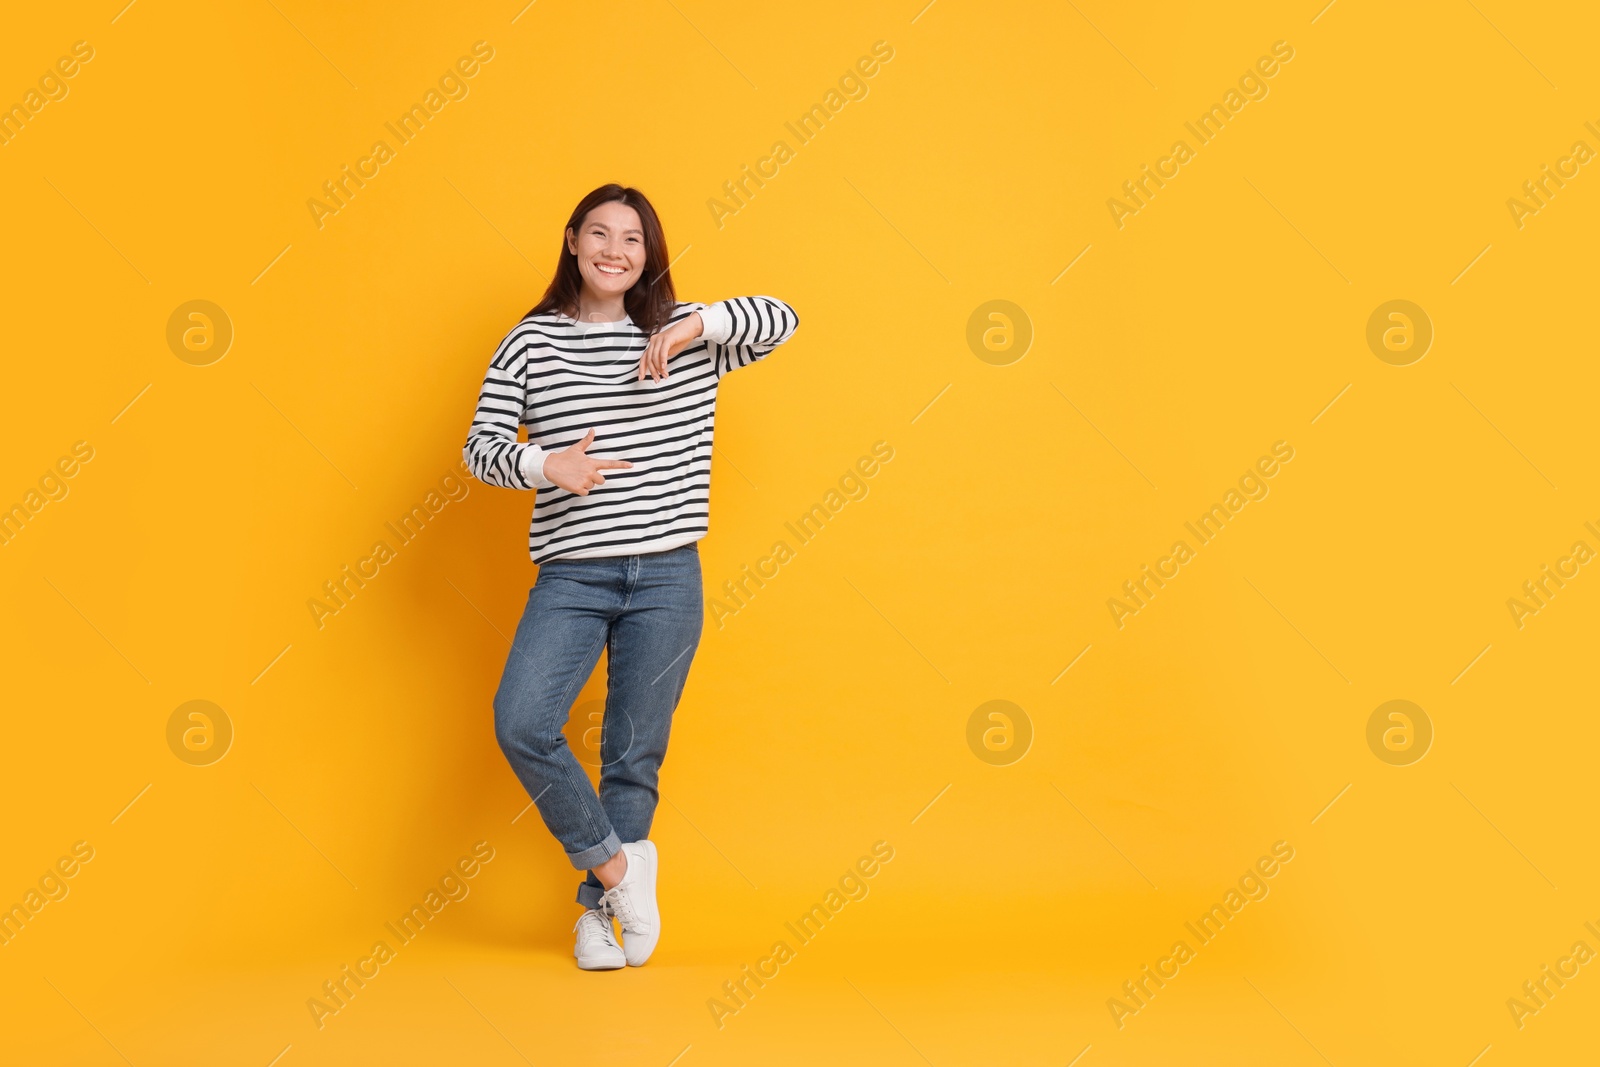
[695,295,800,380]
[462,321,557,490]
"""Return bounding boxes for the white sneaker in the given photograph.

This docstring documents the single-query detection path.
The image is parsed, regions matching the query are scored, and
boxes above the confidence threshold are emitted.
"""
[572,908,625,971]
[601,840,660,966]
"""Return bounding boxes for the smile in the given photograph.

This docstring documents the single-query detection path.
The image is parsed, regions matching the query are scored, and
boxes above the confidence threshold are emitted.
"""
[596,263,627,275]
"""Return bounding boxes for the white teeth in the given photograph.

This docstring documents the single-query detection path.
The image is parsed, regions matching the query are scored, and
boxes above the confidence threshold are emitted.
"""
[597,264,625,274]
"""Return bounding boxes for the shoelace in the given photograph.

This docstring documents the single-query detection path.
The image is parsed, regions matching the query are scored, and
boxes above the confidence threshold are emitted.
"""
[575,908,618,948]
[601,886,639,928]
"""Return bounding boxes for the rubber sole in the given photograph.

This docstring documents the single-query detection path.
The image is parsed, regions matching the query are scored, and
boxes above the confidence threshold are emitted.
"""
[575,954,625,971]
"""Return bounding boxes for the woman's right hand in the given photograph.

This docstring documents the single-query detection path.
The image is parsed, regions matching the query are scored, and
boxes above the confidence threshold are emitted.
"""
[542,428,632,496]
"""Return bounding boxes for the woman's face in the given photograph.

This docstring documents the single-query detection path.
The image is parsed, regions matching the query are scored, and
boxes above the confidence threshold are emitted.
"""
[566,201,646,309]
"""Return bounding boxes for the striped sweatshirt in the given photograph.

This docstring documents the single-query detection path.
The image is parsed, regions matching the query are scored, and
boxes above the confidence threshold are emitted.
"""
[463,295,800,563]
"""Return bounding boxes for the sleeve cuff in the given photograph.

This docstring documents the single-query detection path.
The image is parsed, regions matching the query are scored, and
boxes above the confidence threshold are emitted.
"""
[518,445,553,488]
[697,301,735,345]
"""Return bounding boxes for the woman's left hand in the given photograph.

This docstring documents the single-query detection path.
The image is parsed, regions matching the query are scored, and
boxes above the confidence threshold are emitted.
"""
[638,312,702,383]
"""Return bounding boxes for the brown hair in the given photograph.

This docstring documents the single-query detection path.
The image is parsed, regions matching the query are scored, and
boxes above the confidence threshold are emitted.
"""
[526,183,677,335]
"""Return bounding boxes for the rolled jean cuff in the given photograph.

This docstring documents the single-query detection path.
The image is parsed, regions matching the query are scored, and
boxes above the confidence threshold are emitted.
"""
[567,830,621,872]
[576,880,606,909]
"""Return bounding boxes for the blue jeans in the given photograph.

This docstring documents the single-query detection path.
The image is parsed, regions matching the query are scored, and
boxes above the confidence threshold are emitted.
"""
[493,543,704,909]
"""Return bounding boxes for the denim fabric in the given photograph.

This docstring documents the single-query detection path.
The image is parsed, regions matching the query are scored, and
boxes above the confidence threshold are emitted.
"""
[493,542,704,909]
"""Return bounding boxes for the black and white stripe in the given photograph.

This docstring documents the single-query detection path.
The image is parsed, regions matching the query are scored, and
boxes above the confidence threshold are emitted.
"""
[463,296,800,563]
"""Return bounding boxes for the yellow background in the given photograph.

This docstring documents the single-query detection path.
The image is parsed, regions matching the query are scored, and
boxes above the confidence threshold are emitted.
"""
[2,0,1597,1063]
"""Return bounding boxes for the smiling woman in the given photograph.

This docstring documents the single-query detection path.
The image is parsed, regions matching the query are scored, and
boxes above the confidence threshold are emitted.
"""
[520,189,683,338]
[461,182,798,972]
[464,185,800,564]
